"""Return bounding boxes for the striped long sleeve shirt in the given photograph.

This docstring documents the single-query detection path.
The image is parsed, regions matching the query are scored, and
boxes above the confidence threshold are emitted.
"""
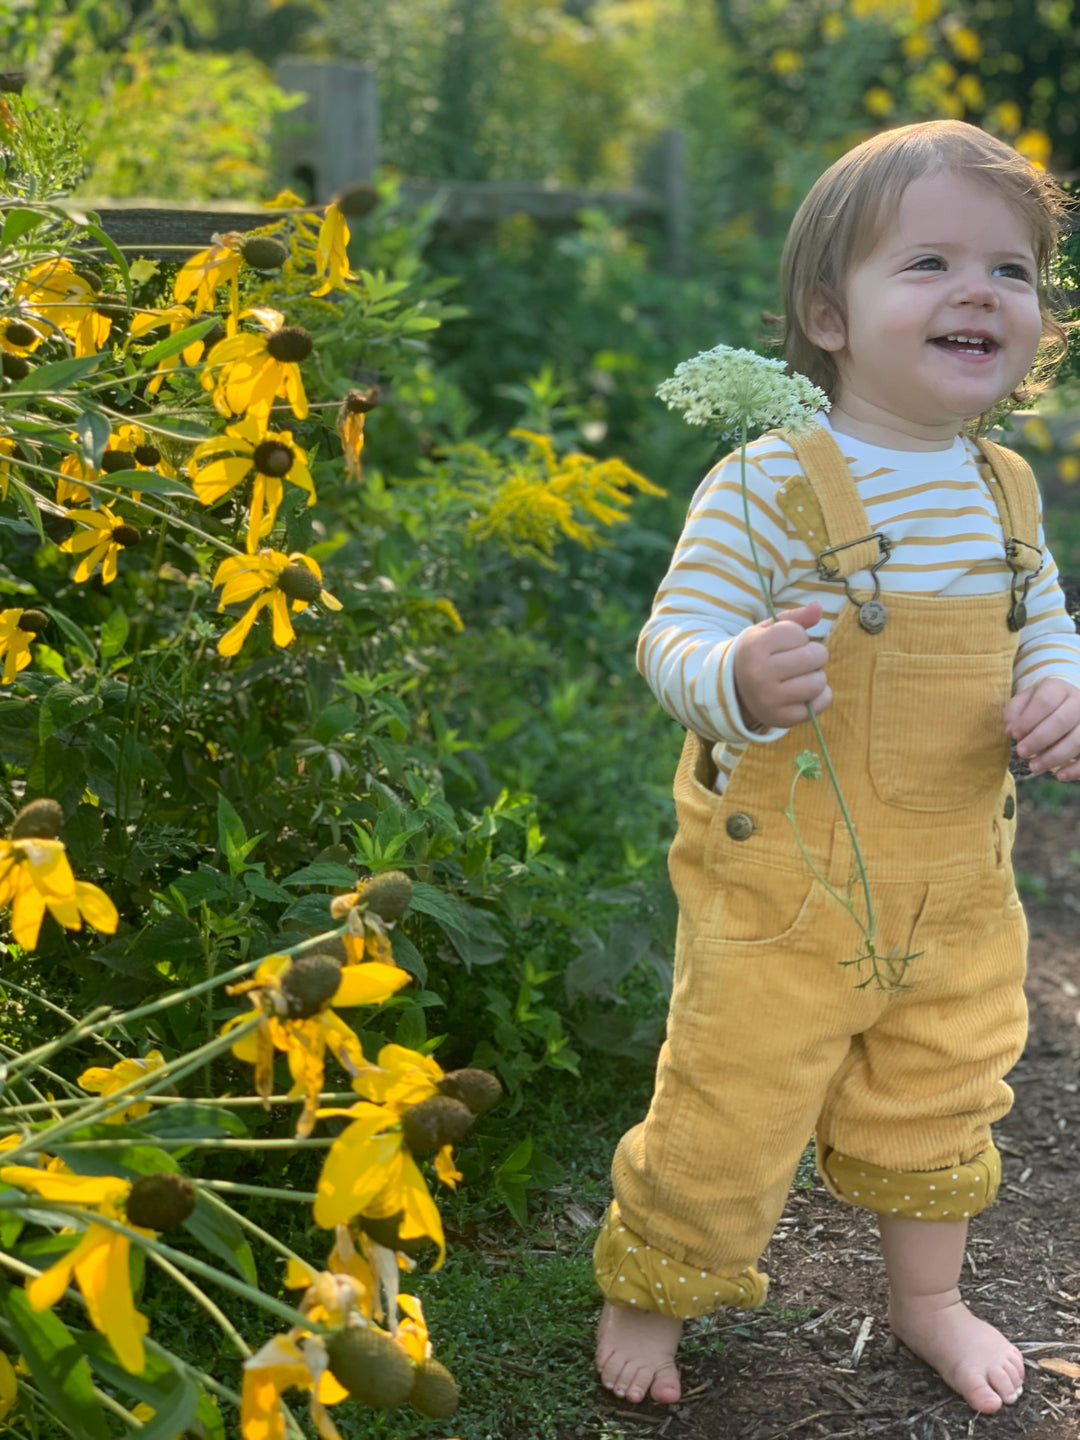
[637,415,1080,794]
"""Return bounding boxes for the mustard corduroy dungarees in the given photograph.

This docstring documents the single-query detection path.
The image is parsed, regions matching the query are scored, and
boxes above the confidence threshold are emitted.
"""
[594,427,1039,1319]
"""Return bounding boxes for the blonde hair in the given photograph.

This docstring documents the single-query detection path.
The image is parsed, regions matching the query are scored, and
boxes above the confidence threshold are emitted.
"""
[781,120,1072,405]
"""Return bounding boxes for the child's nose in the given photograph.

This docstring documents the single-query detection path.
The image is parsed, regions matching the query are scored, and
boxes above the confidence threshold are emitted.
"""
[952,269,999,309]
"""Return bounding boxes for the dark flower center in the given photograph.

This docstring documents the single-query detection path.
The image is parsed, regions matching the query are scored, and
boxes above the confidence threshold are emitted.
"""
[252,440,294,477]
[266,326,313,363]
[1,353,29,381]
[277,562,322,602]
[133,444,161,467]
[113,523,142,547]
[240,236,289,271]
[4,321,35,347]
[16,609,48,636]
[101,450,137,473]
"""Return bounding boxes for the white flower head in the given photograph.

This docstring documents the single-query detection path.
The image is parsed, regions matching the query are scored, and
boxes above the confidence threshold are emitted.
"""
[656,345,829,437]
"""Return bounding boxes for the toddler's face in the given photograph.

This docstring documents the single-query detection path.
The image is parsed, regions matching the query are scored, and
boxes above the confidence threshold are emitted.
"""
[814,169,1043,440]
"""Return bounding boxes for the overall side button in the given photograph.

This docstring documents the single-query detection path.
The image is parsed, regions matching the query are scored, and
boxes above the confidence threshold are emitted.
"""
[725,812,755,840]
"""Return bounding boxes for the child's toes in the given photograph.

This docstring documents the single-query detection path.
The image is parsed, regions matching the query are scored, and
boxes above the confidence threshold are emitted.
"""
[650,1361,681,1404]
[622,1361,657,1403]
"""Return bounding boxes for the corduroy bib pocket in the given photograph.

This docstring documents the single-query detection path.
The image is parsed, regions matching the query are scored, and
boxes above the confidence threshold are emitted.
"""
[869,651,1013,813]
[699,863,817,946]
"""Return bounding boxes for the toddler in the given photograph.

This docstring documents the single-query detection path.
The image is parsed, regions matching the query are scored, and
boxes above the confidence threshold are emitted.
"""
[593,119,1080,1417]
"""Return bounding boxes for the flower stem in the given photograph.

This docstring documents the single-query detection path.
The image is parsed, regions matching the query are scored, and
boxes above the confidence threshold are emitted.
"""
[148,1249,252,1357]
[197,1186,313,1268]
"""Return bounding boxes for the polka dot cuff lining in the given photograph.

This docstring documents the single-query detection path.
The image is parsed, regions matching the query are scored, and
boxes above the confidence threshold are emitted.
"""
[817,1140,1001,1221]
[593,1201,769,1318]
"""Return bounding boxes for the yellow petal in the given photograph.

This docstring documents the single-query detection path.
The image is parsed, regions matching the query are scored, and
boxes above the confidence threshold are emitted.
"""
[75,1226,147,1373]
[0,1167,129,1205]
[313,1114,400,1230]
[332,962,411,1008]
[73,881,118,934]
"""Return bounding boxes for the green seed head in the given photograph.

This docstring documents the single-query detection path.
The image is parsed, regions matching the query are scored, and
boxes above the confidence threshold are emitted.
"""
[240,237,289,271]
[325,1327,416,1407]
[15,609,48,636]
[277,563,322,603]
[125,1172,196,1231]
[438,1068,502,1116]
[280,954,342,1018]
[400,1095,474,1160]
[11,798,64,840]
[409,1357,460,1418]
[357,870,412,922]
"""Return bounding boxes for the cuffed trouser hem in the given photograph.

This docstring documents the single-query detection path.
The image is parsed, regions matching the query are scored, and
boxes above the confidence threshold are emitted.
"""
[816,1140,1001,1220]
[593,1201,769,1319]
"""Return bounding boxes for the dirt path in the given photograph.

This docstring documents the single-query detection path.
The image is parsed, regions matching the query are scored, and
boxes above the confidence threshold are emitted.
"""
[589,787,1080,1440]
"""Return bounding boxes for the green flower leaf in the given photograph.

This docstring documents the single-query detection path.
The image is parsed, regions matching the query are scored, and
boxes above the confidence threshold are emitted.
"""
[0,1277,111,1440]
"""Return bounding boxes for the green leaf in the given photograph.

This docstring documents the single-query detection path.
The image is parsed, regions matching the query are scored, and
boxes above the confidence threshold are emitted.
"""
[387,929,426,984]
[100,468,195,498]
[183,1194,257,1285]
[11,353,102,392]
[243,869,292,903]
[45,608,96,663]
[74,411,112,472]
[136,318,218,370]
[216,791,262,874]
[38,682,103,740]
[11,482,45,542]
[142,1103,247,1142]
[78,1333,203,1440]
[82,220,133,308]
[52,1131,179,1179]
[281,861,358,888]
[0,1277,111,1440]
[1,206,48,248]
[99,607,130,661]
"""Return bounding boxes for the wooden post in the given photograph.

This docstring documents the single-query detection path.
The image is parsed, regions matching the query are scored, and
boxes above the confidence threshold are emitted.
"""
[638,126,689,275]
[274,58,378,204]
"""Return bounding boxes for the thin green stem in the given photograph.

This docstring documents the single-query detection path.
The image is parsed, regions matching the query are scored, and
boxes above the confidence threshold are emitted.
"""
[45,1136,332,1151]
[0,1091,357,1117]
[1,1005,112,1084]
[0,978,126,1059]
[148,1249,251,1357]
[198,1179,319,1203]
[197,1186,313,1269]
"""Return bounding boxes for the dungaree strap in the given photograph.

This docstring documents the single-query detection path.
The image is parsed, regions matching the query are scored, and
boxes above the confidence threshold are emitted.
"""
[972,437,1043,572]
[776,425,888,582]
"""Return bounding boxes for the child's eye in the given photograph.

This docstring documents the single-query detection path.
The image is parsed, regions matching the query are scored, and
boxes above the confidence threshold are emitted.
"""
[995,262,1033,282]
[908,256,944,271]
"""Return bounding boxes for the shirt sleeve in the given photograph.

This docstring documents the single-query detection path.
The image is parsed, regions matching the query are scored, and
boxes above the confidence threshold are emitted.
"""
[1012,513,1080,695]
[636,443,795,745]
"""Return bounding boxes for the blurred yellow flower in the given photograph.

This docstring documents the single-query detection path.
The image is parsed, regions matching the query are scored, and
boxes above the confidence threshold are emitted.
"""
[864,86,895,117]
[13,259,110,357]
[78,1051,165,1123]
[902,31,932,59]
[311,205,358,298]
[769,48,803,76]
[1058,456,1080,484]
[0,609,46,684]
[992,100,1023,136]
[242,1331,348,1440]
[173,235,243,316]
[0,1352,16,1420]
[189,415,315,551]
[945,23,981,62]
[955,73,985,112]
[212,550,341,658]
[0,837,118,950]
[1022,416,1053,451]
[0,435,15,501]
[0,1168,148,1373]
[1015,129,1052,168]
[59,506,142,585]
[349,1043,442,1113]
[822,13,844,41]
[201,308,311,424]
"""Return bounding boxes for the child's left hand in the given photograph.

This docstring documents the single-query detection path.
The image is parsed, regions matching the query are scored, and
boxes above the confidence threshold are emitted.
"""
[1004,678,1080,781]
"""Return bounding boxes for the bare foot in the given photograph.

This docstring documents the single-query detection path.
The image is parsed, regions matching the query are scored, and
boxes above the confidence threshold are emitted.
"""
[595,1300,683,1404]
[889,1292,1025,1414]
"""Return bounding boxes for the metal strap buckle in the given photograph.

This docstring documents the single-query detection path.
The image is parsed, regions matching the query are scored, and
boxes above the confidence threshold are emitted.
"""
[1004,537,1043,576]
[815,532,892,583]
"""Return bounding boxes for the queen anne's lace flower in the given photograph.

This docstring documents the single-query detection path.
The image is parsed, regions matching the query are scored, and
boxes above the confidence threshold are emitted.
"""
[656,345,828,436]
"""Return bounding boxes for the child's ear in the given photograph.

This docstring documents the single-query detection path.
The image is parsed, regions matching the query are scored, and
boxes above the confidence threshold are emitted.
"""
[803,296,846,353]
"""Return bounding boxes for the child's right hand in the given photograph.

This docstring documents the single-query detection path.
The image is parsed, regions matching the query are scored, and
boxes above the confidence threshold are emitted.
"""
[733,601,832,731]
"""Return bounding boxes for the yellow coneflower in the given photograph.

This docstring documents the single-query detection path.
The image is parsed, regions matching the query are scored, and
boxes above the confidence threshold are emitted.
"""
[336,387,379,482]
[1,315,43,356]
[77,1051,166,1123]
[311,205,358,298]
[201,308,311,424]
[212,550,341,658]
[59,506,142,585]
[0,608,47,683]
[0,1168,151,1372]
[0,435,16,501]
[128,303,216,394]
[13,259,111,357]
[0,833,118,950]
[189,415,316,551]
[173,233,243,317]
[222,952,410,1138]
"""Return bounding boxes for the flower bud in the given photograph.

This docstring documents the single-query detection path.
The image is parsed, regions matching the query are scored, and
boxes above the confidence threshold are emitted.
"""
[400,1095,474,1159]
[325,1327,416,1407]
[240,237,289,271]
[125,1172,196,1230]
[409,1357,459,1418]
[438,1068,502,1116]
[277,563,322,603]
[11,798,64,840]
[280,954,342,1018]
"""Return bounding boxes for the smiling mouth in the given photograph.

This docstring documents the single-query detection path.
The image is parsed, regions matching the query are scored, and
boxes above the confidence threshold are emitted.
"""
[930,332,998,356]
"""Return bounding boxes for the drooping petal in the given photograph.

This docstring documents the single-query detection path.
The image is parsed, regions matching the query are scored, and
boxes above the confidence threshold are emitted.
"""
[75,1226,148,1372]
[332,963,411,1009]
[269,591,296,649]
[313,1110,400,1230]
[218,594,272,658]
